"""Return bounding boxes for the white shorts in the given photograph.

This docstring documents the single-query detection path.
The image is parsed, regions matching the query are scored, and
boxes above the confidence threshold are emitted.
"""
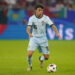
[27,36,49,54]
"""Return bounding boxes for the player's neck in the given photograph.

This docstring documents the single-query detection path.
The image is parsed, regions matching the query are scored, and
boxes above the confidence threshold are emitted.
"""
[35,14,43,19]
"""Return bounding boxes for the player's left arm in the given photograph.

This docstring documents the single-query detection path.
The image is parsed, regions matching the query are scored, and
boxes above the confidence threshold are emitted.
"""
[51,25,61,39]
[46,16,61,39]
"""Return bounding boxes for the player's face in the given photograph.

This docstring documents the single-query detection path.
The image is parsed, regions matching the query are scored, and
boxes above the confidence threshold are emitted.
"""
[35,8,43,17]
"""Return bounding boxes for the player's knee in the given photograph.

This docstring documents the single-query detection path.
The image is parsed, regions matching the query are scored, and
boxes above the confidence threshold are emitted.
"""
[44,55,49,60]
[28,51,33,58]
[28,54,32,58]
[28,53,32,58]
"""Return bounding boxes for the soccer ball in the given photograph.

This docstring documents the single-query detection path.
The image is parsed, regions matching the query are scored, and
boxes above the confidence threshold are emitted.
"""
[47,64,57,72]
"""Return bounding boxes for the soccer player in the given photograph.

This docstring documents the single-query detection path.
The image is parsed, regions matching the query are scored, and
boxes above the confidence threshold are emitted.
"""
[26,4,61,71]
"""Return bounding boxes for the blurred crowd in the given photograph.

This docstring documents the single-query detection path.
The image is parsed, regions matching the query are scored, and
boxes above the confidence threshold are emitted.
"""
[0,0,75,24]
[0,0,75,10]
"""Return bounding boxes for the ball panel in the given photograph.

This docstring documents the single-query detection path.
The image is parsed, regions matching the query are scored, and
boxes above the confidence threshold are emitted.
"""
[47,64,57,72]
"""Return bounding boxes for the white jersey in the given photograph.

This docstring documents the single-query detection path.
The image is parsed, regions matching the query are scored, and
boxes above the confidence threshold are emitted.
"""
[28,14,54,37]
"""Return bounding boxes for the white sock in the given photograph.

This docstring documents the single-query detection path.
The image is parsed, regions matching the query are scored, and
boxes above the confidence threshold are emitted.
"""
[40,56,45,61]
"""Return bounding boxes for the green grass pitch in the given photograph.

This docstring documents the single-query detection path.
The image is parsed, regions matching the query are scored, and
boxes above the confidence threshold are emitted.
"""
[0,40,75,75]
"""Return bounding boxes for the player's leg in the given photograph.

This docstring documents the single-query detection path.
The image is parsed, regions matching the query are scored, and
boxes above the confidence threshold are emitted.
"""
[42,46,49,60]
[43,54,49,60]
[38,38,49,67]
[27,37,37,71]
[38,37,49,68]
[27,51,34,71]
[39,46,49,68]
[39,54,49,61]
[27,51,33,68]
[39,54,49,67]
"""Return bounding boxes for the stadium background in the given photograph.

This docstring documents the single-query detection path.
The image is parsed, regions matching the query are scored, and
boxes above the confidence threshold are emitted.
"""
[0,0,75,75]
[0,0,75,40]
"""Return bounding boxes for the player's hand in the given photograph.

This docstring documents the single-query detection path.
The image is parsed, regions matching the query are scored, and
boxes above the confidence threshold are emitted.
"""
[29,33,33,38]
[56,33,61,39]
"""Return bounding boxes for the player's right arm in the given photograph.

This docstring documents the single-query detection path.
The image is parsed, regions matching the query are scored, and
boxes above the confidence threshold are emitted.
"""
[26,17,33,38]
[26,26,32,38]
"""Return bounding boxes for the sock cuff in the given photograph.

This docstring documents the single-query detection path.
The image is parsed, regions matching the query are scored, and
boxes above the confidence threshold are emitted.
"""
[40,56,45,61]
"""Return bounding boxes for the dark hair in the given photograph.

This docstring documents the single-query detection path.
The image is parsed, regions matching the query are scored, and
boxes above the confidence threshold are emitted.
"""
[35,4,44,10]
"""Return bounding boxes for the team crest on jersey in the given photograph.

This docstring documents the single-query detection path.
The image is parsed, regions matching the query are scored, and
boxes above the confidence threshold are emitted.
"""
[42,21,45,25]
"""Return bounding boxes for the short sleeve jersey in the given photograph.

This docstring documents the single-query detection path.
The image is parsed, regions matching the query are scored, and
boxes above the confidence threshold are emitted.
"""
[28,15,54,37]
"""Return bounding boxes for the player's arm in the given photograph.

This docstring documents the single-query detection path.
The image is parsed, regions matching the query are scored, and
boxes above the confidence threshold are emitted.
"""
[46,16,61,39]
[26,17,33,38]
[26,26,32,38]
[51,25,61,39]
